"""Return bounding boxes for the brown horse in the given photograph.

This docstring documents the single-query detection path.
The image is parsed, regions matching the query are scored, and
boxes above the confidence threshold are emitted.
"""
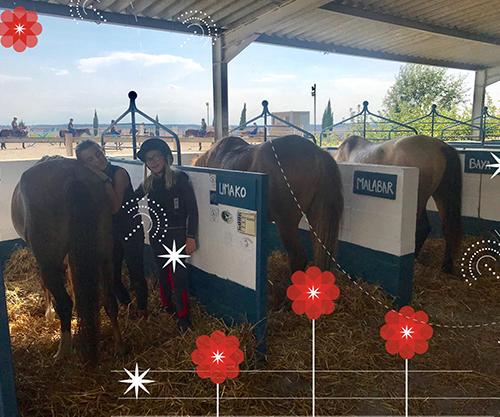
[194,135,343,272]
[59,128,91,138]
[184,129,214,138]
[335,135,462,273]
[0,128,28,137]
[11,156,125,365]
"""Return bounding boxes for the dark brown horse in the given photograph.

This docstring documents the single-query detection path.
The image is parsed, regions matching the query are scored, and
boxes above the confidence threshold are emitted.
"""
[11,156,125,364]
[194,135,343,272]
[0,128,28,137]
[59,128,91,138]
[184,129,214,138]
[335,135,462,273]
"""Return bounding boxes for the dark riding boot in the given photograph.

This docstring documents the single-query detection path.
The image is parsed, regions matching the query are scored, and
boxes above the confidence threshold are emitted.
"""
[177,316,191,334]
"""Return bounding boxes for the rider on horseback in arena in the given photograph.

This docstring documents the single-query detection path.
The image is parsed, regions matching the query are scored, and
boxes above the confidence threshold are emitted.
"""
[67,118,76,135]
[11,117,19,134]
[199,118,207,137]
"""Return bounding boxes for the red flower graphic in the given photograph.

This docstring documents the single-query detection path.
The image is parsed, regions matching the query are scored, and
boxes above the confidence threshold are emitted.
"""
[380,306,433,359]
[0,7,42,52]
[191,330,244,384]
[286,266,340,320]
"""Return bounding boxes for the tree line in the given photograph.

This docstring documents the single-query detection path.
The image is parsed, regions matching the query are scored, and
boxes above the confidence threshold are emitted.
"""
[237,63,498,132]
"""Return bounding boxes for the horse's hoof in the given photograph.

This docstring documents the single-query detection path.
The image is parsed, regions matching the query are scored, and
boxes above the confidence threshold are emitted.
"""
[53,346,71,361]
[53,332,72,361]
[45,308,56,321]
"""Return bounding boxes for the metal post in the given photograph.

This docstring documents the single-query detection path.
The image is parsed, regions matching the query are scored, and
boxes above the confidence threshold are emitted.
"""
[212,37,229,140]
[263,100,268,142]
[362,101,368,137]
[481,106,487,144]
[129,91,138,159]
[431,108,435,137]
[311,84,317,134]
[472,70,487,141]
[206,102,210,126]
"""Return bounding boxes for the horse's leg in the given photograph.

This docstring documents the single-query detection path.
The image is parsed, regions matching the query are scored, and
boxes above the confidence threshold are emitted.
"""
[63,255,75,307]
[102,259,128,356]
[275,217,307,273]
[415,209,430,257]
[44,288,56,321]
[433,196,459,274]
[41,264,73,360]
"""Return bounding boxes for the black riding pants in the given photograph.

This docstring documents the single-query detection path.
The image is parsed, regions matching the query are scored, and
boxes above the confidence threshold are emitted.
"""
[151,231,189,319]
[113,232,148,311]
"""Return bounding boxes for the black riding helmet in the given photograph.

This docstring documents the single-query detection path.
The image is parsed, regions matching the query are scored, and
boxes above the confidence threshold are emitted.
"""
[137,137,173,165]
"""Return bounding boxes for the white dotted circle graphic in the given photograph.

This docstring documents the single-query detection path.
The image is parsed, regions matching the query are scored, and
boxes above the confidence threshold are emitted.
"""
[461,239,500,286]
[177,10,219,48]
[268,138,500,329]
[69,0,107,24]
[121,197,168,243]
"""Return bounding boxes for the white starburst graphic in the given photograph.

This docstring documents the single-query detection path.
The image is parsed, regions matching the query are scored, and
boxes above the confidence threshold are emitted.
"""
[307,286,321,300]
[177,9,219,48]
[15,24,25,34]
[400,326,414,339]
[212,350,225,364]
[460,238,500,285]
[119,363,154,399]
[157,240,190,272]
[486,152,500,179]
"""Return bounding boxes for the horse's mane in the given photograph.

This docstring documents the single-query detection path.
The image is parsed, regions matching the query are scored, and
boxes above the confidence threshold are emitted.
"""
[341,135,369,151]
[195,136,253,168]
[36,155,67,164]
[214,136,252,153]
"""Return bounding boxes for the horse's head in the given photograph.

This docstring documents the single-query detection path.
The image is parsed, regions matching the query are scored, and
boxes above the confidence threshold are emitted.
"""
[335,135,368,162]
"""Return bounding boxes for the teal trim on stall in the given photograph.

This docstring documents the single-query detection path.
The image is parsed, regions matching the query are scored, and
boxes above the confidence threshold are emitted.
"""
[428,211,500,238]
[263,224,413,305]
[187,266,260,323]
[336,241,414,306]
[0,239,22,417]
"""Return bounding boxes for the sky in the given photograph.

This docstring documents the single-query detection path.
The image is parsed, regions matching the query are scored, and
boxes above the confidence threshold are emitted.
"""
[1,12,499,126]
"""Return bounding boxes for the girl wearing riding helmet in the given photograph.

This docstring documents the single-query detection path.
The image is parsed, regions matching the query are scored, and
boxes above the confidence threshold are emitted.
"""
[136,138,198,333]
[75,140,148,319]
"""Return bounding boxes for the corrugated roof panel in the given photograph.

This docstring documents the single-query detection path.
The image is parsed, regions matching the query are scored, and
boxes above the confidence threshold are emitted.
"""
[217,0,288,28]
[22,0,500,69]
[346,0,500,36]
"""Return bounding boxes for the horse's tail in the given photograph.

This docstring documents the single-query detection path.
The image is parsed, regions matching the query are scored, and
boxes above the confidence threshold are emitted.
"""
[433,144,462,272]
[65,179,100,364]
[308,150,344,271]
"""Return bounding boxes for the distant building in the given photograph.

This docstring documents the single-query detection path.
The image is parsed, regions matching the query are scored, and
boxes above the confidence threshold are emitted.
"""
[272,111,310,130]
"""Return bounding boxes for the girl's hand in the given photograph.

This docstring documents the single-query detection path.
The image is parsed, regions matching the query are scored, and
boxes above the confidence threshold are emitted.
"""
[185,237,197,255]
[87,165,110,182]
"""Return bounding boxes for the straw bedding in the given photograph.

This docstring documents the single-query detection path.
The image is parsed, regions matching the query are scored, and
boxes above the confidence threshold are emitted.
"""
[4,236,500,417]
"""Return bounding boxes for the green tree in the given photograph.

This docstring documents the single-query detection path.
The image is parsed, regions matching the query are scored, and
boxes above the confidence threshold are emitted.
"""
[485,93,499,116]
[383,64,468,121]
[239,103,247,130]
[321,99,333,130]
[93,110,99,137]
[155,114,160,136]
